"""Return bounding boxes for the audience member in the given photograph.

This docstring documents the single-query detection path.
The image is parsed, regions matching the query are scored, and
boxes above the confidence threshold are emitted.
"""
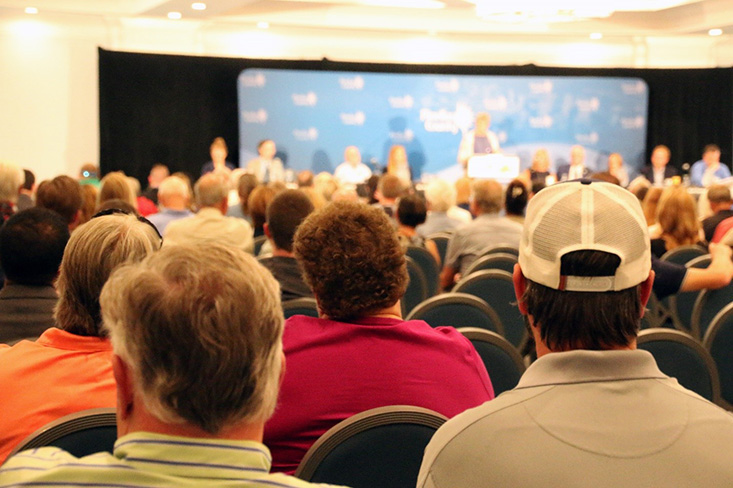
[0,244,339,488]
[334,146,372,185]
[297,169,315,187]
[418,180,733,488]
[142,163,169,204]
[504,178,528,225]
[416,179,467,237]
[702,184,733,242]
[454,176,471,212]
[373,173,404,218]
[147,175,194,235]
[441,179,523,288]
[652,242,733,300]
[607,152,629,187]
[35,175,83,231]
[691,144,731,187]
[385,144,412,187]
[247,185,279,238]
[247,139,285,183]
[264,202,494,474]
[641,145,677,186]
[78,183,98,226]
[259,190,315,302]
[227,173,258,222]
[300,186,327,210]
[396,195,441,265]
[557,144,591,181]
[591,171,621,186]
[642,186,664,232]
[78,163,100,187]
[127,175,157,216]
[0,160,23,223]
[651,185,703,258]
[201,137,235,175]
[314,172,339,201]
[164,173,254,253]
[0,213,160,463]
[96,198,138,216]
[99,171,137,211]
[17,169,35,211]
[0,209,69,344]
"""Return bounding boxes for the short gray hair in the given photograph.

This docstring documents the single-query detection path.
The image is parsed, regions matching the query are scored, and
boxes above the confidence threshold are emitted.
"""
[101,243,283,433]
[194,173,228,208]
[55,213,161,337]
[472,179,503,214]
[158,176,190,199]
[424,179,456,212]
[0,160,24,203]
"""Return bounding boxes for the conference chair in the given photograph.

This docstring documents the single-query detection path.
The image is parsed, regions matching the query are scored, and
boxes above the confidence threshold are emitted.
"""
[402,256,430,317]
[659,244,707,265]
[282,297,319,319]
[406,245,440,297]
[666,254,710,332]
[479,244,519,258]
[463,252,518,277]
[637,328,721,404]
[6,408,117,462]
[253,234,268,256]
[405,293,504,337]
[690,281,733,340]
[458,327,526,396]
[641,293,668,330]
[703,302,733,410]
[427,232,451,267]
[453,269,527,350]
[295,405,447,488]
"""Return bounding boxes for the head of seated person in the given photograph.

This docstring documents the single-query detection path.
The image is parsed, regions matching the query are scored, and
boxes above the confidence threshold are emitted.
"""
[0,208,69,287]
[56,212,161,337]
[35,176,84,230]
[396,194,427,230]
[265,189,314,255]
[294,201,407,321]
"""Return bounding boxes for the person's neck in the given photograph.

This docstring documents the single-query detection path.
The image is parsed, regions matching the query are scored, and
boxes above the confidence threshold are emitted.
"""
[271,248,295,258]
[370,301,403,320]
[398,225,416,237]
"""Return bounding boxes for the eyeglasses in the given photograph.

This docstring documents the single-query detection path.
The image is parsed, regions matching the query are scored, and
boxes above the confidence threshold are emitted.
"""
[91,208,163,243]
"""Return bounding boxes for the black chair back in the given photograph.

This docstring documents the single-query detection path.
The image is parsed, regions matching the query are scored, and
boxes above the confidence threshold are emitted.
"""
[691,282,733,340]
[463,252,517,277]
[480,244,519,258]
[427,232,451,267]
[406,245,440,297]
[402,256,429,317]
[406,293,504,336]
[458,327,525,396]
[295,405,447,488]
[283,297,319,319]
[660,244,707,265]
[703,302,733,410]
[7,408,117,462]
[667,254,710,332]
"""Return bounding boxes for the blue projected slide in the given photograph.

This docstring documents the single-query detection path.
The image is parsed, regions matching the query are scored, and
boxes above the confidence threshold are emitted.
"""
[238,69,648,180]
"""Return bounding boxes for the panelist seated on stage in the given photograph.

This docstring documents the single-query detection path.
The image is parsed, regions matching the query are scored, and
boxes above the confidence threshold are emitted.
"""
[690,144,731,187]
[640,145,678,186]
[458,112,500,168]
[201,137,236,176]
[334,145,372,185]
[246,139,285,184]
[557,145,592,181]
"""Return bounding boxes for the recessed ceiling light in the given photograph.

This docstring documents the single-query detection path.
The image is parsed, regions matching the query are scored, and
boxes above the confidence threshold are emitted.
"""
[168,11,182,20]
[590,32,603,40]
[24,7,38,14]
[709,28,723,36]
[257,21,270,29]
[191,2,206,10]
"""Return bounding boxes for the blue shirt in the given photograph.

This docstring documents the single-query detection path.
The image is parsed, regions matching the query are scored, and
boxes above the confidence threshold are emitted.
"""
[689,160,731,187]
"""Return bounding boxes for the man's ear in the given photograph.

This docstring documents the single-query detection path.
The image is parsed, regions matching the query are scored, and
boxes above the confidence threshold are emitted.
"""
[512,263,528,315]
[112,355,134,436]
[264,222,272,240]
[639,270,655,318]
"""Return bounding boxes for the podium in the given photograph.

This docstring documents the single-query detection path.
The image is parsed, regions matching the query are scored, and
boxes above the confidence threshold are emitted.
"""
[467,154,520,183]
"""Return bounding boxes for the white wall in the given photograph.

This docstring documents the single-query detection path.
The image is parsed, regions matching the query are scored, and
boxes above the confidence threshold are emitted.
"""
[1,12,732,182]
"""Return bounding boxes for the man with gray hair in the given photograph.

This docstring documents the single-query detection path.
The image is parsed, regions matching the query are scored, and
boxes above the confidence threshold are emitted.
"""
[0,213,161,463]
[164,172,254,253]
[147,175,194,235]
[440,179,523,289]
[416,178,470,237]
[0,243,343,488]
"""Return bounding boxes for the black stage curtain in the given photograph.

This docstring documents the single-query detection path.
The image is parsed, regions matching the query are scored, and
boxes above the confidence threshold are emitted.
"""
[98,47,733,184]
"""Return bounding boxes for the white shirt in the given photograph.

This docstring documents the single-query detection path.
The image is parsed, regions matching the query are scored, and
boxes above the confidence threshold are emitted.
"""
[334,162,372,185]
[163,207,254,254]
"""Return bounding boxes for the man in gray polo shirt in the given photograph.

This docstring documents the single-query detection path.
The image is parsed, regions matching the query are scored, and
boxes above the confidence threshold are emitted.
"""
[419,180,733,488]
[440,178,522,289]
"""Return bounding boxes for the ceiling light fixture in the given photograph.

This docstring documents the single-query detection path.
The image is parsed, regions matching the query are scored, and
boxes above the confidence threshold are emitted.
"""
[709,28,723,36]
[168,11,182,20]
[191,2,207,11]
[257,21,270,29]
[590,32,603,40]
[24,7,38,14]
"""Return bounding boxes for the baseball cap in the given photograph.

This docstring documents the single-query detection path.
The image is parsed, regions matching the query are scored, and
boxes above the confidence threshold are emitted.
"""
[518,179,651,292]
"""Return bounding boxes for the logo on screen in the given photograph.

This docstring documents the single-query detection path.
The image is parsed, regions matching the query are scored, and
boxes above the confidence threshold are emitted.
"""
[530,80,553,94]
[389,129,414,143]
[240,72,266,88]
[435,78,459,93]
[389,95,414,109]
[241,109,268,124]
[292,92,318,106]
[420,108,459,134]
[621,116,645,129]
[339,76,364,90]
[576,132,599,145]
[622,81,646,95]
[293,128,319,141]
[483,96,508,111]
[529,115,553,129]
[576,97,600,113]
[340,111,366,126]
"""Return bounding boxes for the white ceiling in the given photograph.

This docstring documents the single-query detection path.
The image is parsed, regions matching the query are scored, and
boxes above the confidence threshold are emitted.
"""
[1,0,732,38]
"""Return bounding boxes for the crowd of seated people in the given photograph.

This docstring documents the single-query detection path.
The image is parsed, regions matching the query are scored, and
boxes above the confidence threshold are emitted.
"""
[3,137,733,486]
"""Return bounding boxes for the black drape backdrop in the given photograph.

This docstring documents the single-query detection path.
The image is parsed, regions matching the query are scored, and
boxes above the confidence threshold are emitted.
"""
[98,48,733,184]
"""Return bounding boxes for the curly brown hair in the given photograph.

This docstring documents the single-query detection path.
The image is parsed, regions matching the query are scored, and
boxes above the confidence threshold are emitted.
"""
[293,201,408,321]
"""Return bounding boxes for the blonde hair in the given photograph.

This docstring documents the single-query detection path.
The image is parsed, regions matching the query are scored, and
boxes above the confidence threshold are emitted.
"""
[55,213,161,337]
[656,186,700,249]
[101,243,283,432]
[424,179,456,213]
[99,171,137,209]
[642,187,663,227]
[0,160,23,203]
[386,145,408,175]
